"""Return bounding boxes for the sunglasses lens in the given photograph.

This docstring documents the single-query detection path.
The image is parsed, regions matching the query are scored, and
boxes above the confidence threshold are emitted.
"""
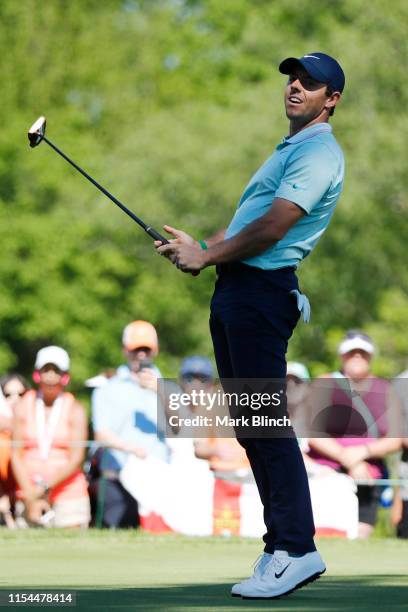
[183,375,211,384]
[4,391,25,398]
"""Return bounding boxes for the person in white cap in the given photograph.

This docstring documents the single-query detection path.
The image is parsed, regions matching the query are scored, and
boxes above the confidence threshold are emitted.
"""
[286,361,311,435]
[11,346,91,528]
[307,331,401,538]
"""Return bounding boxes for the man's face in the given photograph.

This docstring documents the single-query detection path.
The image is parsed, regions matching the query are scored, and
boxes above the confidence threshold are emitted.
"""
[180,374,213,394]
[341,349,372,379]
[284,67,333,123]
[125,346,153,373]
[38,364,65,387]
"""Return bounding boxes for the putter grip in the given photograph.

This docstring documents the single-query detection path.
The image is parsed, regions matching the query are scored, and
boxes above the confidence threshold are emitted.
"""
[147,226,200,277]
[146,227,169,244]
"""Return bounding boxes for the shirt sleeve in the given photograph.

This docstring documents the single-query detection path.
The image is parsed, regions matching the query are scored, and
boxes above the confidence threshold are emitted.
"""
[275,143,336,214]
[91,386,112,432]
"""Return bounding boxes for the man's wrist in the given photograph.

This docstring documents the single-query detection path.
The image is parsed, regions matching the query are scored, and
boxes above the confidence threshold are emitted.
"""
[200,245,213,268]
[198,239,208,250]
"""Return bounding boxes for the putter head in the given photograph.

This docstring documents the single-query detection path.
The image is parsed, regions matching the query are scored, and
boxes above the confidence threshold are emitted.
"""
[28,116,46,148]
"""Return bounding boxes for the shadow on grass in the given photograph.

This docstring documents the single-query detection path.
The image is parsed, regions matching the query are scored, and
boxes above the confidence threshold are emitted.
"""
[2,576,407,611]
[4,576,404,611]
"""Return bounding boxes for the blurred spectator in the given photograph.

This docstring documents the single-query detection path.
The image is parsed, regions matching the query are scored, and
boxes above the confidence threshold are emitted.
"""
[180,357,251,480]
[179,356,254,537]
[11,346,90,528]
[167,356,215,466]
[307,330,401,538]
[286,361,311,436]
[91,320,168,528]
[85,369,117,389]
[286,362,334,477]
[0,374,30,527]
[391,368,408,538]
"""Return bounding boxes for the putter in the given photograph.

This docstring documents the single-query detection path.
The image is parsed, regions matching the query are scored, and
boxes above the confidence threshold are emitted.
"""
[27,117,169,244]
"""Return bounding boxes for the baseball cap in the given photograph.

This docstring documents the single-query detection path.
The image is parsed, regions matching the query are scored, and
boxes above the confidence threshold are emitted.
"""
[35,346,70,372]
[287,361,310,381]
[122,320,158,354]
[180,356,214,380]
[338,331,375,356]
[279,52,345,93]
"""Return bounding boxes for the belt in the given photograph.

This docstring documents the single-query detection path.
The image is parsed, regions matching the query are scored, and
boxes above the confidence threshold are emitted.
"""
[216,261,296,276]
[215,262,310,322]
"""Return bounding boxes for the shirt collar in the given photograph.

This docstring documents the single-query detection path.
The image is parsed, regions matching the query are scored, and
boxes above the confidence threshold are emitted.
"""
[283,122,332,145]
[117,364,133,380]
[116,363,161,382]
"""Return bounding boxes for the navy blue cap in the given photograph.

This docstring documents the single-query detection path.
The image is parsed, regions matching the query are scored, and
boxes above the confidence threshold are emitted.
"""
[279,52,345,93]
[180,356,214,379]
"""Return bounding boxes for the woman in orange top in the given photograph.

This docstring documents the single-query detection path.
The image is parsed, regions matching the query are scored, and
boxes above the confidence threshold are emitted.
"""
[11,346,90,528]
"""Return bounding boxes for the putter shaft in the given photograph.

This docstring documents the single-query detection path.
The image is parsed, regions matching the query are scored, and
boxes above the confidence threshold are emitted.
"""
[42,135,168,244]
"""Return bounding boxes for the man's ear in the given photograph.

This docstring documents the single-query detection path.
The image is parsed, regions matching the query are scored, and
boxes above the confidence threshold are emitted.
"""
[326,91,341,113]
[60,373,70,387]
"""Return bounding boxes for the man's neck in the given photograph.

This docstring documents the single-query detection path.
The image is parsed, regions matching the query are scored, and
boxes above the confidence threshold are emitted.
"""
[289,115,329,137]
[39,389,61,408]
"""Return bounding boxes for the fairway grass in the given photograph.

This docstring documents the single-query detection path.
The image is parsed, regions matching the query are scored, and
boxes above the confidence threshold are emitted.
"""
[1,530,407,611]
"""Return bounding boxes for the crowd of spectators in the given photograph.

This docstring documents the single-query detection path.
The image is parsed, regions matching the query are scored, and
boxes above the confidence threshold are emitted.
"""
[0,321,407,539]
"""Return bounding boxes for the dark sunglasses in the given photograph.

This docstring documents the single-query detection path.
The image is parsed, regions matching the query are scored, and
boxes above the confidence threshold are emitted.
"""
[182,374,212,384]
[287,377,304,385]
[287,73,323,91]
[4,390,26,398]
[345,331,372,342]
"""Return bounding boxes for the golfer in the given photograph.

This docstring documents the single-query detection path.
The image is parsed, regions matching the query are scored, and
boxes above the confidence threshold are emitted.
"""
[157,52,345,599]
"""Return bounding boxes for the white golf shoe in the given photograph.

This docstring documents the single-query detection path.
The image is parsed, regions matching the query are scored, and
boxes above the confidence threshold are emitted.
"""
[240,549,326,599]
[231,552,273,597]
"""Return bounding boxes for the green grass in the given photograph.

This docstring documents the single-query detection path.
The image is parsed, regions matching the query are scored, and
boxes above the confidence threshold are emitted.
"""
[1,530,408,611]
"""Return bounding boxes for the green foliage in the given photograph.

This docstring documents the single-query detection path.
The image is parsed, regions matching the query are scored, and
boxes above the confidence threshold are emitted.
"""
[0,0,407,387]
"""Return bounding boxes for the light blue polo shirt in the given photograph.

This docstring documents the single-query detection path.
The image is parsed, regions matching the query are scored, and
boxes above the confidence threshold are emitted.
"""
[225,123,345,269]
[92,365,169,471]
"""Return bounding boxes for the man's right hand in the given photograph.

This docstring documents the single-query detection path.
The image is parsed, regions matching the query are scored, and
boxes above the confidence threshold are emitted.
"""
[154,225,198,263]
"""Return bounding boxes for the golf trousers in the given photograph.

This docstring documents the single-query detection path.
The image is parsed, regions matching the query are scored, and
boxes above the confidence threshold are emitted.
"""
[209,262,316,554]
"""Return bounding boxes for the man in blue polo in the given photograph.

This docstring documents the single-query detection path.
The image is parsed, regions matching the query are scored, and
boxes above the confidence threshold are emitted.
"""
[92,320,169,527]
[157,52,345,599]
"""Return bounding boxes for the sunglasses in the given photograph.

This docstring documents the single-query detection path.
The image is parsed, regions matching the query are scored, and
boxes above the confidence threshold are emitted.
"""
[4,390,26,398]
[345,332,372,342]
[182,374,212,384]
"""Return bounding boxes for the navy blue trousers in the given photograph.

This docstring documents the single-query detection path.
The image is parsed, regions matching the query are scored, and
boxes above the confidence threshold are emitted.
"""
[210,262,316,554]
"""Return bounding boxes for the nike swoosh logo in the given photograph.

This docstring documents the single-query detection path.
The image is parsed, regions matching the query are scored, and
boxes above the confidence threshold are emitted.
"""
[275,563,291,579]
